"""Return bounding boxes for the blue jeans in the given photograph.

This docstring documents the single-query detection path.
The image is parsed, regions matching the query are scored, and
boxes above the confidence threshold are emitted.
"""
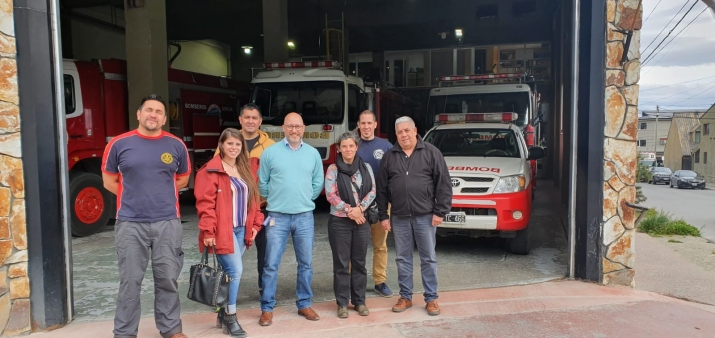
[391,214,439,302]
[216,226,247,310]
[260,211,314,311]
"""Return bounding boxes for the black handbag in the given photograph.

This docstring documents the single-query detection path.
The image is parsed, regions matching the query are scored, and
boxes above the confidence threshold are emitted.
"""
[187,246,231,308]
[367,202,379,224]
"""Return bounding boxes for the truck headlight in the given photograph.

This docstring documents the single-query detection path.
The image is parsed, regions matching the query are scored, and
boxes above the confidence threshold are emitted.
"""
[493,175,526,194]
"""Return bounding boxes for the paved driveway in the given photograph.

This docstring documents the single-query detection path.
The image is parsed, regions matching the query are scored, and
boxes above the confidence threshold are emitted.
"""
[638,183,715,242]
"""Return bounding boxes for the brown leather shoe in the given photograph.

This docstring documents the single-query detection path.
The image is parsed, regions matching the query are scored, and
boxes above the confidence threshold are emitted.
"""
[297,307,320,321]
[169,333,188,338]
[354,304,369,316]
[259,311,273,326]
[392,297,413,312]
[425,300,441,316]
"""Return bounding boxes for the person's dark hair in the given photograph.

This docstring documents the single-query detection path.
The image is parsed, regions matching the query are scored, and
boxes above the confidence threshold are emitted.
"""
[218,128,260,209]
[336,131,361,148]
[240,103,262,118]
[359,110,377,122]
[138,94,166,111]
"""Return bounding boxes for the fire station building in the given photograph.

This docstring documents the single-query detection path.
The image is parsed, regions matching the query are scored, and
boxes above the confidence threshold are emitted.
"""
[0,0,642,334]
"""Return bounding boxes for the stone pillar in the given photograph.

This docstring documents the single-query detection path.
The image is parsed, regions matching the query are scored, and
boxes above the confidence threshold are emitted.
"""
[0,2,30,336]
[262,0,289,62]
[124,0,168,130]
[602,0,641,286]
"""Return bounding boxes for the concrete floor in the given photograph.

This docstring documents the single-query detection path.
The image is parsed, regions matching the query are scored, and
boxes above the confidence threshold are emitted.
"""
[69,180,568,322]
[33,281,715,338]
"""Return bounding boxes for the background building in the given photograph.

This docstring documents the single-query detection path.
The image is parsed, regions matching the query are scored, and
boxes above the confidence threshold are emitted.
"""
[693,104,715,183]
[663,112,704,171]
[637,111,673,157]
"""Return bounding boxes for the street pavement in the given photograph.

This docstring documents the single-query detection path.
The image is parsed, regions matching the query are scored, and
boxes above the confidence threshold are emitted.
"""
[69,180,568,322]
[637,182,715,242]
[635,232,715,305]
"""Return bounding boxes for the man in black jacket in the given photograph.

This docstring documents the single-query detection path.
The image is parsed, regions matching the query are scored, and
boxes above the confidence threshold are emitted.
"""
[376,116,452,316]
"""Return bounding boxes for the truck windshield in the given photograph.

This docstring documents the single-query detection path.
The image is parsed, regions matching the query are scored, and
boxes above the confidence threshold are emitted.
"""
[252,81,345,126]
[428,92,530,128]
[424,128,521,158]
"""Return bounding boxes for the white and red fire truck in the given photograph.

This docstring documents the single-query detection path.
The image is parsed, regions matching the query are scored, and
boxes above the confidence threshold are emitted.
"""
[423,112,545,254]
[250,61,421,170]
[426,73,544,185]
[63,59,248,236]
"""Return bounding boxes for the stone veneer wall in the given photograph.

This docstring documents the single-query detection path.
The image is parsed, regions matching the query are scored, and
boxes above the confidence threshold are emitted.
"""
[602,0,641,286]
[0,1,31,336]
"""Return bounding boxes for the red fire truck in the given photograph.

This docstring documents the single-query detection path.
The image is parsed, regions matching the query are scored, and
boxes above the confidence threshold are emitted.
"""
[63,59,248,237]
[426,73,544,190]
[365,81,424,144]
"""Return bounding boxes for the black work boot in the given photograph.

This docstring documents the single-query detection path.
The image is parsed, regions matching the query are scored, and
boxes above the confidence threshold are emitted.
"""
[216,308,225,328]
[223,313,247,337]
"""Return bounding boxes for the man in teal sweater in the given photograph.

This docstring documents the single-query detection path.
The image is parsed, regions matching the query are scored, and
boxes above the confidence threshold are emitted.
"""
[257,112,324,326]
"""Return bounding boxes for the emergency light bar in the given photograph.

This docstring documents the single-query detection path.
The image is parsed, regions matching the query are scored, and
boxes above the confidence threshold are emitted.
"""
[439,73,525,81]
[436,113,518,123]
[265,61,341,69]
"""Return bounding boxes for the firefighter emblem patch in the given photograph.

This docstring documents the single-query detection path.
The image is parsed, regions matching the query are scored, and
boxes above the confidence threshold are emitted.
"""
[373,149,384,160]
[161,152,174,164]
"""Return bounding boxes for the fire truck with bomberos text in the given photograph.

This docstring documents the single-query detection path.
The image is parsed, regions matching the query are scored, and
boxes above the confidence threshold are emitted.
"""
[63,58,248,237]
[249,61,422,171]
[423,111,545,254]
[425,73,547,187]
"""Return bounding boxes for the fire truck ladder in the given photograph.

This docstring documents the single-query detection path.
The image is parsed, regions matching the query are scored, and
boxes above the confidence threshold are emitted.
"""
[323,12,346,73]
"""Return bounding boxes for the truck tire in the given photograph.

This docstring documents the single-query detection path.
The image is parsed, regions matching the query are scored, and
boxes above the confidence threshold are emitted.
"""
[70,173,112,237]
[509,226,530,255]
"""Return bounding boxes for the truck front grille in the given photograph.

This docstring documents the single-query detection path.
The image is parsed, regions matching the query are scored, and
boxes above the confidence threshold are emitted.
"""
[451,207,496,215]
[461,187,489,193]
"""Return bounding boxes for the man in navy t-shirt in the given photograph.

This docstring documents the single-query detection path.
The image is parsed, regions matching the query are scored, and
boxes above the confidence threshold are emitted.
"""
[102,94,190,338]
[355,110,395,298]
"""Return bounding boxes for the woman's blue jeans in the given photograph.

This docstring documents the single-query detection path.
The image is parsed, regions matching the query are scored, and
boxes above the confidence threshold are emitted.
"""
[216,226,246,309]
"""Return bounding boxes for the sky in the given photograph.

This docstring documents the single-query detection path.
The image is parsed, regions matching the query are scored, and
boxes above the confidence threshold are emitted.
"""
[638,0,715,112]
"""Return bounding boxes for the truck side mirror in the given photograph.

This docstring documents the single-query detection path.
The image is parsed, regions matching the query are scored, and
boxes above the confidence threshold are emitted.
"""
[527,147,545,160]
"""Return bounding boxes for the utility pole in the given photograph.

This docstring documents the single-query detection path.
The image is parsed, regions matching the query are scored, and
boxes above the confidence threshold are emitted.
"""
[654,106,659,157]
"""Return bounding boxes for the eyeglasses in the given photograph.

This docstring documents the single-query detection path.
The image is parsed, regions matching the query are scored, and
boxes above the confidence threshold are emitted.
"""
[284,125,304,130]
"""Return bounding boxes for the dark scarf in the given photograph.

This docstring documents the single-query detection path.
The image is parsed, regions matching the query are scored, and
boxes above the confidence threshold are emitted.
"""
[336,153,372,208]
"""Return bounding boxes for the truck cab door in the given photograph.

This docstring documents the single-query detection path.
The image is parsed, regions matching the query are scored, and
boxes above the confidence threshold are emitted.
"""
[62,64,89,157]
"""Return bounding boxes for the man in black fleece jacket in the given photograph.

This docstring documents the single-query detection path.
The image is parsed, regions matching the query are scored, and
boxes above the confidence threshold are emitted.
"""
[376,116,452,316]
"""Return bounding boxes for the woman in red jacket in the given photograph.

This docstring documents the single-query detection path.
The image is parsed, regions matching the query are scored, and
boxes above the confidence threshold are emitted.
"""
[195,128,264,337]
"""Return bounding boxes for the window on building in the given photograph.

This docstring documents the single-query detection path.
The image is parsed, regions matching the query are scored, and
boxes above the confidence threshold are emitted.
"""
[476,4,499,19]
[639,122,647,130]
[695,150,700,163]
[695,131,701,143]
[638,139,647,147]
[705,152,709,164]
[704,124,710,135]
[512,1,536,17]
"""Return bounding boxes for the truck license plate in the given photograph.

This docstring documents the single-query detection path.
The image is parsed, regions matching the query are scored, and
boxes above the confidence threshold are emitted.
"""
[445,213,466,223]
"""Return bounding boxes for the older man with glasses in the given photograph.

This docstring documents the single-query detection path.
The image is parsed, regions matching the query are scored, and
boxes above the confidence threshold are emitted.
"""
[257,112,325,326]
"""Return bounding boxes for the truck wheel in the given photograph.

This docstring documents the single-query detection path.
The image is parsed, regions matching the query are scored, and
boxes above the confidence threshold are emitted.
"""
[509,226,530,255]
[70,173,112,237]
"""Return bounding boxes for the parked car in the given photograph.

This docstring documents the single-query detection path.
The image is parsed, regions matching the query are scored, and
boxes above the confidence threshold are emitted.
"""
[669,170,706,189]
[649,167,672,185]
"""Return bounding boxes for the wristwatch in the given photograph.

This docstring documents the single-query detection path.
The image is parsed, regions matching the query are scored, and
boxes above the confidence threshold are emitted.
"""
[343,205,351,213]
